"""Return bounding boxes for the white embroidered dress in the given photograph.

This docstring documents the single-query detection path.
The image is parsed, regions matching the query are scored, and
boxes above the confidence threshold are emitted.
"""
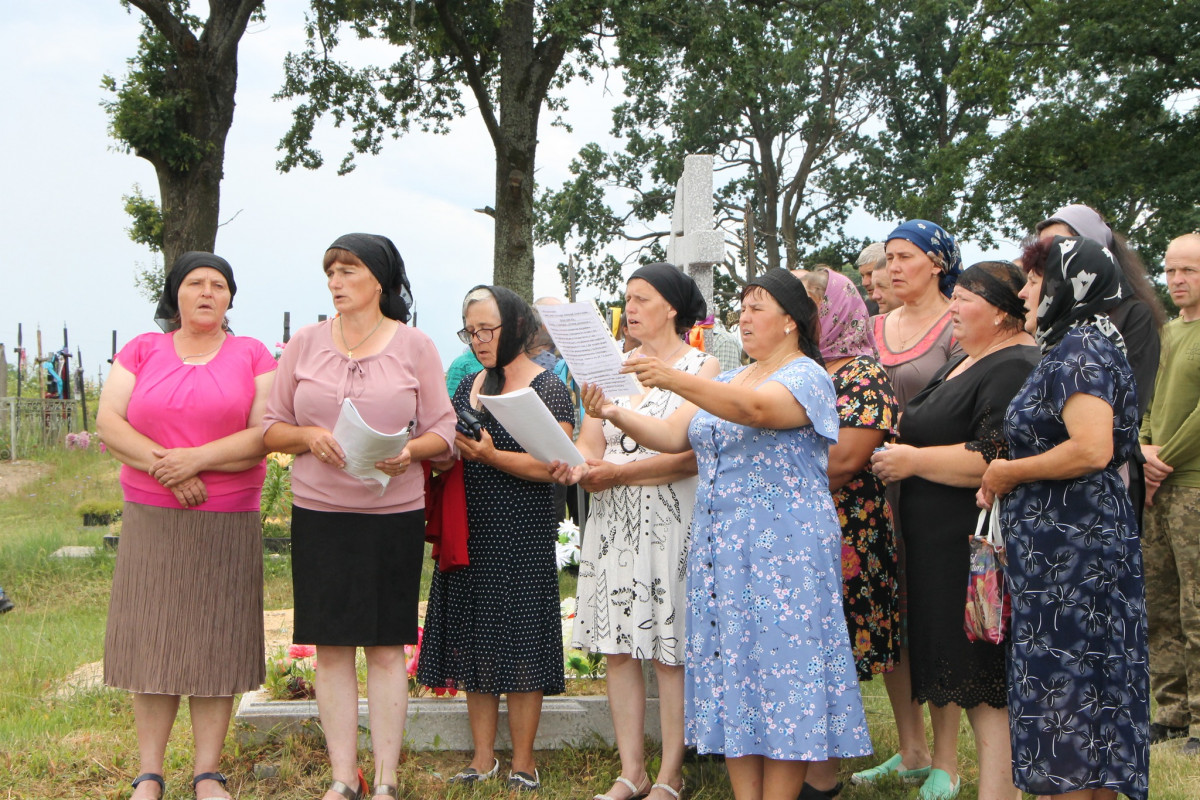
[571,347,713,664]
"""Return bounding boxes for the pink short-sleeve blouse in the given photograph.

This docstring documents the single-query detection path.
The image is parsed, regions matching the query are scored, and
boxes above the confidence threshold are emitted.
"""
[117,332,277,512]
[262,319,456,514]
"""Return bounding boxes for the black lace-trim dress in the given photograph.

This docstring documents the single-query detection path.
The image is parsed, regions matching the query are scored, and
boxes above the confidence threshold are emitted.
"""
[897,345,1039,709]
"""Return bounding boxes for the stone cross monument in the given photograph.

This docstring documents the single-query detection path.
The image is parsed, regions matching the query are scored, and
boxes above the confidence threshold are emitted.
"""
[665,154,725,323]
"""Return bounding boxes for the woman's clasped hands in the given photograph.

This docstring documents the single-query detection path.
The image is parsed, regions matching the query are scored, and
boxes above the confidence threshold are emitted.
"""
[868,442,918,484]
[148,447,209,508]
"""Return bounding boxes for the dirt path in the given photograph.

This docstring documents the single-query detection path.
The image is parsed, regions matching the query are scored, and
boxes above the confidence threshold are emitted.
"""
[0,460,52,498]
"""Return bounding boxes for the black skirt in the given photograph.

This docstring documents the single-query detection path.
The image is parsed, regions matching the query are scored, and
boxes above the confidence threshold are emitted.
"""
[291,505,425,647]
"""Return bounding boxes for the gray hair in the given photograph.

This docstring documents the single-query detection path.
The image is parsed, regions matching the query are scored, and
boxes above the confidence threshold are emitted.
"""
[857,242,886,271]
[800,267,830,294]
[462,286,495,317]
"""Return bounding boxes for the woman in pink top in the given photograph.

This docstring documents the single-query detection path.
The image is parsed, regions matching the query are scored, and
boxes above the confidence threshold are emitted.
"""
[853,220,962,794]
[263,234,455,800]
[97,253,276,800]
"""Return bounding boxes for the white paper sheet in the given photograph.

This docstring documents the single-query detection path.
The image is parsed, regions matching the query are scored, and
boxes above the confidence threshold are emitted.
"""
[331,398,411,494]
[478,388,585,467]
[536,302,641,397]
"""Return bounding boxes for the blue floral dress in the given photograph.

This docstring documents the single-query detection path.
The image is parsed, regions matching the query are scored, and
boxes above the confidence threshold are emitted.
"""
[1001,326,1149,799]
[685,358,872,760]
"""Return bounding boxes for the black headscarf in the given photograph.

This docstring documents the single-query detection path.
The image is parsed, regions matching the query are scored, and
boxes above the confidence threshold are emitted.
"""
[628,262,708,331]
[154,251,237,332]
[744,268,823,364]
[326,233,413,323]
[955,261,1027,322]
[467,285,540,397]
[1035,236,1125,354]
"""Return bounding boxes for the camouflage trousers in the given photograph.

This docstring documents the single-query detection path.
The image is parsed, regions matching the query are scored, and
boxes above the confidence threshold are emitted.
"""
[1145,484,1200,736]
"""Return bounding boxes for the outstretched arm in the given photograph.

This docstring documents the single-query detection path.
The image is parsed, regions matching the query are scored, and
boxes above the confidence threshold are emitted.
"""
[623,356,811,430]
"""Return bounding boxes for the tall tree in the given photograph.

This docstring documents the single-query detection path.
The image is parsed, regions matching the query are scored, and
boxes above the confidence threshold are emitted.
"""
[276,0,609,300]
[537,0,885,304]
[103,0,264,273]
[983,0,1200,265]
[860,0,1030,240]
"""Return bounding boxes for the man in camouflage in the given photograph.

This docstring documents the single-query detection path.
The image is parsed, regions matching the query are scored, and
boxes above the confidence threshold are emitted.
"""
[1141,233,1200,755]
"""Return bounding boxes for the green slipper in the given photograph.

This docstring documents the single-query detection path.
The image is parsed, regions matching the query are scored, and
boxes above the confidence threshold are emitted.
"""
[917,769,960,800]
[850,754,932,785]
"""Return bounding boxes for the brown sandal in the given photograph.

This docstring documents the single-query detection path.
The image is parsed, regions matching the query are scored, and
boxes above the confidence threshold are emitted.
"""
[327,769,368,800]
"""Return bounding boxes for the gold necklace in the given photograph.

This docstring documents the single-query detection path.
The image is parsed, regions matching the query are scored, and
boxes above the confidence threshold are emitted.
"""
[955,332,1023,374]
[179,333,226,363]
[340,315,386,358]
[975,332,1023,361]
[896,302,947,349]
[743,349,802,386]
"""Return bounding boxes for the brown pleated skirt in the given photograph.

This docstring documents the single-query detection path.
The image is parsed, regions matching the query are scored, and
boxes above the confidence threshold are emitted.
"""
[104,502,265,696]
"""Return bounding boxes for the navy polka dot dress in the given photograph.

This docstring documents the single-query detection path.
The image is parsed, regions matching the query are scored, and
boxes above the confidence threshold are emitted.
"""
[418,370,574,694]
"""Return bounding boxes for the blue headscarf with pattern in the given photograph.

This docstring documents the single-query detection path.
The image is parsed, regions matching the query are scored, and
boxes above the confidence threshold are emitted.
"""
[886,219,963,297]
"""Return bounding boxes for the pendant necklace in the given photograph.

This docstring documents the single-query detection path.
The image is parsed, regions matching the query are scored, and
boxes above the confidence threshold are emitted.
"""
[340,316,386,358]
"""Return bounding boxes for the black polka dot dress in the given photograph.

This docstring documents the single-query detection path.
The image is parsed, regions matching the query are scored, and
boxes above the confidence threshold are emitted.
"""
[418,370,574,695]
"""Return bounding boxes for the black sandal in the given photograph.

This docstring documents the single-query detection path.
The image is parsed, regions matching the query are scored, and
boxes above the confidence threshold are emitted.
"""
[131,773,165,799]
[193,772,229,800]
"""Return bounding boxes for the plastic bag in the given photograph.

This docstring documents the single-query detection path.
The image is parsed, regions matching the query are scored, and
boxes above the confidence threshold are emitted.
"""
[964,507,1010,644]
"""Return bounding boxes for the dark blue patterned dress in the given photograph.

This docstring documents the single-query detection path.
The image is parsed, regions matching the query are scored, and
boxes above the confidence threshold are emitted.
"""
[1001,326,1149,799]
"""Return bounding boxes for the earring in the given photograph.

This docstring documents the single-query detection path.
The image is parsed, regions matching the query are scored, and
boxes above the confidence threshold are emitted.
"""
[785,327,792,335]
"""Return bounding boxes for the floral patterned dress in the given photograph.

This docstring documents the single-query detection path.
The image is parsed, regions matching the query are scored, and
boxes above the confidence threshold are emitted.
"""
[684,358,872,760]
[830,356,900,680]
[1002,326,1149,799]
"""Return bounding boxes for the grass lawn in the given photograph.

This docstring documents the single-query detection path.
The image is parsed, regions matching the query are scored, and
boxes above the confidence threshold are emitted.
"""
[0,450,1196,798]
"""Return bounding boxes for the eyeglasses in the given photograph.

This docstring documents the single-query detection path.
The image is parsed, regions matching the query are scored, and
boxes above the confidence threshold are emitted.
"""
[457,325,502,344]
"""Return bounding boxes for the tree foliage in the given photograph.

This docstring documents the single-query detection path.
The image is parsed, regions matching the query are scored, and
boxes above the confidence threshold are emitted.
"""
[539,0,1199,308]
[103,0,264,273]
[982,0,1200,266]
[861,0,1031,241]
[275,0,612,300]
[122,185,165,253]
[538,0,895,311]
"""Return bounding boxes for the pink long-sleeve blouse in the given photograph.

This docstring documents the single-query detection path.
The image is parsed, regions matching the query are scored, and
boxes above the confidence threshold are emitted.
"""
[263,319,455,514]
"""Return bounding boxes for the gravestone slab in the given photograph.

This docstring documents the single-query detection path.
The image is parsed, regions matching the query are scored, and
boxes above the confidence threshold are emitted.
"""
[51,545,97,559]
[234,690,660,751]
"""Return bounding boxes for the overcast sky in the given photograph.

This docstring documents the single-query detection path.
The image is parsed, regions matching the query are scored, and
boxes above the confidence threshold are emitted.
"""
[1,2,999,386]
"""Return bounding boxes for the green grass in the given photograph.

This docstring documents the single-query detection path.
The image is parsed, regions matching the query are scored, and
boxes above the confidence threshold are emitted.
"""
[0,450,1197,798]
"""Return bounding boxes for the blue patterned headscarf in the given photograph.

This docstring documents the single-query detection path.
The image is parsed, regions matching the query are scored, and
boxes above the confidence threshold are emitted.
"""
[886,219,963,297]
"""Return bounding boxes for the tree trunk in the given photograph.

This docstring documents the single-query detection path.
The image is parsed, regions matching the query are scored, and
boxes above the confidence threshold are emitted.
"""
[158,146,225,270]
[126,0,258,273]
[157,39,238,273]
[491,138,537,300]
[490,3,540,300]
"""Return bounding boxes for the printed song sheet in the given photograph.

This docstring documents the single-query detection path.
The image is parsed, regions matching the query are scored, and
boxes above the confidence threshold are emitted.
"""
[478,388,585,467]
[536,302,641,397]
[332,398,411,493]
